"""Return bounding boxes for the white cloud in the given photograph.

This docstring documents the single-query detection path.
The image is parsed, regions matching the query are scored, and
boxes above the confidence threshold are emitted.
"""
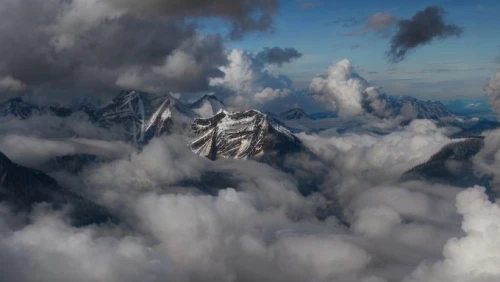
[297,119,451,194]
[210,49,294,110]
[0,75,26,91]
[310,59,390,119]
[485,72,500,115]
[353,206,402,237]
[473,128,500,186]
[210,49,255,96]
[272,234,372,280]
[254,87,290,104]
[0,134,133,167]
[406,186,500,282]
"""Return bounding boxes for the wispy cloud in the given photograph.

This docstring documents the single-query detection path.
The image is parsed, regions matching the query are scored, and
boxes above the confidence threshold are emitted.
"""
[296,0,321,9]
[346,13,398,36]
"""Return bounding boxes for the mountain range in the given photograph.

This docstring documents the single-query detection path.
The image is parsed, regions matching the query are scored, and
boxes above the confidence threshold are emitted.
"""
[1,90,499,224]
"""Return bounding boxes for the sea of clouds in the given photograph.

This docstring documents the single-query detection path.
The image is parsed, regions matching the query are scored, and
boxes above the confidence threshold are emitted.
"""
[2,105,500,282]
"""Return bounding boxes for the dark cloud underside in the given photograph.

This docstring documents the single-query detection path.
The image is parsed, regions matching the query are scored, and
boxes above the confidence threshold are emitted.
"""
[107,0,279,39]
[0,0,279,100]
[257,47,303,66]
[387,6,463,63]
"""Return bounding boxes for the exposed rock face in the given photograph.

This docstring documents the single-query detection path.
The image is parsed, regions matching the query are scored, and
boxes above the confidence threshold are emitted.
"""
[97,90,197,144]
[190,109,302,160]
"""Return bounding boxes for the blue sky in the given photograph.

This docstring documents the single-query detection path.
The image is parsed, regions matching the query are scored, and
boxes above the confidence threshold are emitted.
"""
[216,0,500,101]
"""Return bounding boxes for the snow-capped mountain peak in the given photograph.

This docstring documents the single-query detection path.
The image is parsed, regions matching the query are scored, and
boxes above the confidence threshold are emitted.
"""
[190,109,301,160]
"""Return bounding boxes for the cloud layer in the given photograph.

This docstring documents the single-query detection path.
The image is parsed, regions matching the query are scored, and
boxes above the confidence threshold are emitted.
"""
[3,107,500,281]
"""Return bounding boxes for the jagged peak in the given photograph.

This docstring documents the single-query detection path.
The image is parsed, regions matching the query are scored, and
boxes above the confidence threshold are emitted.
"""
[193,109,265,122]
[190,108,300,160]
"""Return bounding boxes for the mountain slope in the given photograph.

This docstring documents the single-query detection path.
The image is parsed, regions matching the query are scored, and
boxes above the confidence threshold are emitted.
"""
[0,152,114,226]
[279,108,309,120]
[0,97,42,119]
[43,154,103,174]
[97,90,197,144]
[388,96,454,121]
[190,110,302,160]
[0,97,100,122]
[402,137,488,187]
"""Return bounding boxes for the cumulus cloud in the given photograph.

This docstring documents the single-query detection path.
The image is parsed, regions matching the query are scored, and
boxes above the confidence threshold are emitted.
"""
[406,186,500,282]
[310,59,390,119]
[210,48,297,110]
[472,128,500,188]
[254,88,290,104]
[347,13,397,36]
[485,72,500,115]
[388,6,463,63]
